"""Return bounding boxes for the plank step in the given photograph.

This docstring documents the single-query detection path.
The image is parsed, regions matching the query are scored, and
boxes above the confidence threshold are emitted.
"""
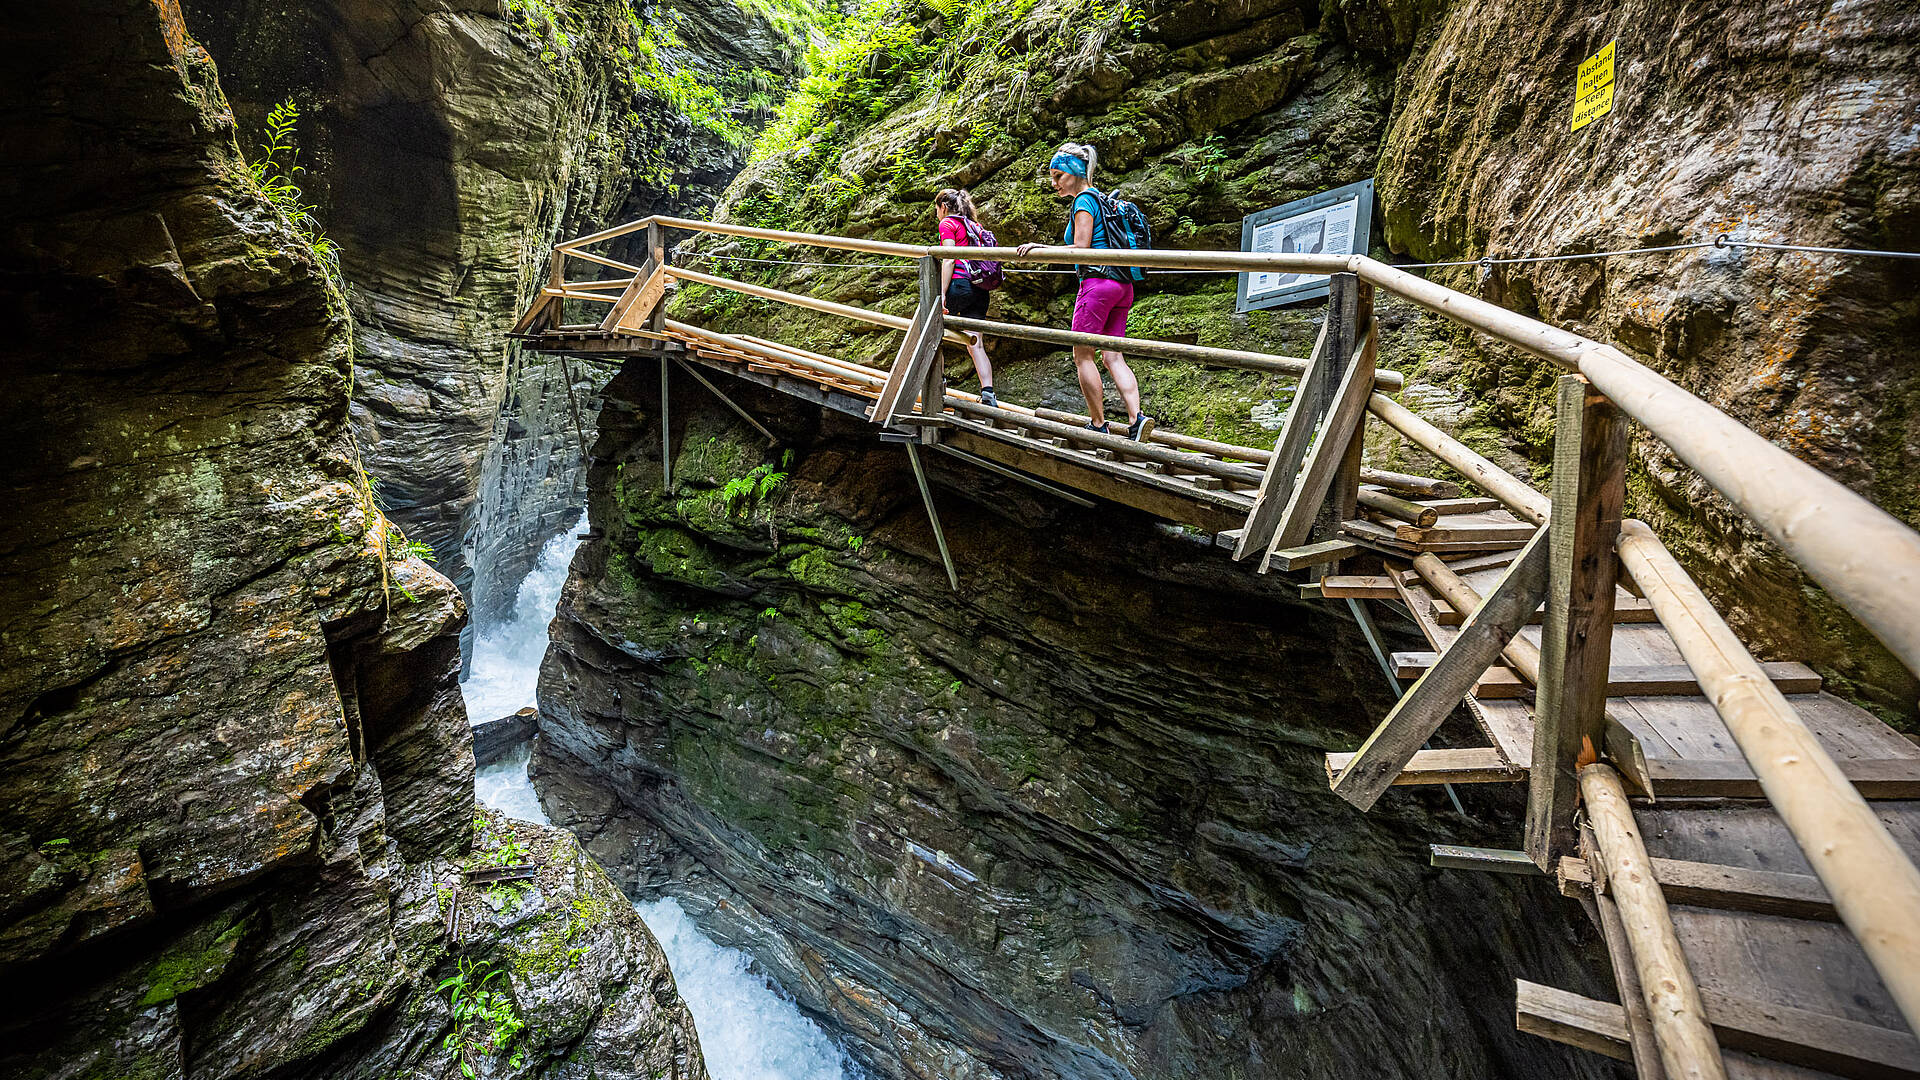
[1388,654,1822,698]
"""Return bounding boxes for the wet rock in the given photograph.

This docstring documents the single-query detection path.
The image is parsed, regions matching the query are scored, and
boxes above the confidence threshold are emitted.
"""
[476,709,542,766]
[535,371,1617,1080]
[0,5,708,1077]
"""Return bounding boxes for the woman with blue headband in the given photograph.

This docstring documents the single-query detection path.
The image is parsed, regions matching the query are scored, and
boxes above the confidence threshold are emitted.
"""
[1016,141,1151,440]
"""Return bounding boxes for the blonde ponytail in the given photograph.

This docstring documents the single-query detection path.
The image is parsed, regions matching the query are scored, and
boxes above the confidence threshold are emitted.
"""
[1053,141,1098,181]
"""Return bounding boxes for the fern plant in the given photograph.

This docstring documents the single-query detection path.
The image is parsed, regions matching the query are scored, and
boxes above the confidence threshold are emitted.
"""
[246,99,340,285]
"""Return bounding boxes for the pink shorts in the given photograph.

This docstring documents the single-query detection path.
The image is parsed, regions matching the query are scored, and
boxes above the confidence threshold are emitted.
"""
[1071,276,1134,337]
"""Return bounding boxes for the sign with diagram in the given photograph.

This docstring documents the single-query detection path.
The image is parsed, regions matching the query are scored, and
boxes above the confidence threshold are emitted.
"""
[1236,179,1373,311]
[1572,40,1616,131]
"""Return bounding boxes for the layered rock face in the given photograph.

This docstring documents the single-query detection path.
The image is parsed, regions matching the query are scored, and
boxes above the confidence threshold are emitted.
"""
[534,371,1615,1079]
[184,0,804,620]
[0,4,704,1076]
[677,0,1920,722]
[1375,0,1920,717]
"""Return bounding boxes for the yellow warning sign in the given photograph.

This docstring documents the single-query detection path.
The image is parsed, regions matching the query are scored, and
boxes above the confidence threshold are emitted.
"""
[1572,40,1615,132]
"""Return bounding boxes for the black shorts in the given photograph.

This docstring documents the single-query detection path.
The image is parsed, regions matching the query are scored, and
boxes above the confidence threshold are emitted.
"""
[945,277,990,319]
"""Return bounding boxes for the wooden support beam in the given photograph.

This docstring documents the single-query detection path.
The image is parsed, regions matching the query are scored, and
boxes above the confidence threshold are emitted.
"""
[1358,487,1438,527]
[1326,279,1375,561]
[1644,757,1920,800]
[1267,540,1361,571]
[1367,392,1552,525]
[605,259,668,332]
[1516,980,1634,1063]
[912,257,947,442]
[1583,828,1672,1080]
[1558,856,1836,922]
[1232,320,1330,560]
[675,359,779,447]
[1617,519,1920,1035]
[1263,320,1377,566]
[1432,594,1655,626]
[1517,980,1920,1080]
[1387,656,1822,698]
[1325,747,1520,786]
[1430,845,1542,874]
[941,428,1246,533]
[1362,469,1461,499]
[666,263,969,346]
[946,399,1265,484]
[904,442,958,591]
[645,222,668,334]
[1316,575,1400,599]
[1329,528,1550,810]
[659,356,673,494]
[1581,763,1728,1080]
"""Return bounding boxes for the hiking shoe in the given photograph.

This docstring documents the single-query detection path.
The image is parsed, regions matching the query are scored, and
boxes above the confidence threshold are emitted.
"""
[1085,419,1112,435]
[1126,413,1155,442]
[980,387,998,408]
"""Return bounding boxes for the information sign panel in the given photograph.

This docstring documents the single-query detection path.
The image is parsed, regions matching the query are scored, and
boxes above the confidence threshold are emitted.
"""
[1236,179,1373,311]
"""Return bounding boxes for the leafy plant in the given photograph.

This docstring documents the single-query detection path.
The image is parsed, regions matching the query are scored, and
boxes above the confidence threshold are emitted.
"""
[438,959,525,1077]
[245,99,339,285]
[715,463,789,516]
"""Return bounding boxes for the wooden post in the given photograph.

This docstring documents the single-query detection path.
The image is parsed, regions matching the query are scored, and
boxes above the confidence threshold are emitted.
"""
[904,443,958,590]
[1325,286,1373,568]
[1580,763,1729,1080]
[1617,520,1920,1035]
[1311,276,1362,543]
[914,256,947,445]
[659,355,673,494]
[1329,526,1550,810]
[546,249,566,330]
[1526,376,1627,868]
[645,222,668,334]
[1263,318,1376,567]
[1231,320,1330,559]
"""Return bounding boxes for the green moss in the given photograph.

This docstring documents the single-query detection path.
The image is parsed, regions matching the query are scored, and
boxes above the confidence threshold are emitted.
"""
[138,909,253,1007]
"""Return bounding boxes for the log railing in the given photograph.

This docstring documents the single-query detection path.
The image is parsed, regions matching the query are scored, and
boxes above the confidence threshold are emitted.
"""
[522,213,1920,1043]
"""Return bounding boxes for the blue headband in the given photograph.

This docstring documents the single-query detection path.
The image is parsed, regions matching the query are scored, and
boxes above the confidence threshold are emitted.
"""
[1049,152,1088,177]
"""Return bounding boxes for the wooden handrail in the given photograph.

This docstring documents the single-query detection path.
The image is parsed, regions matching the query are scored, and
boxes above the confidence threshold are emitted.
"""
[550,215,1920,675]
[663,264,972,347]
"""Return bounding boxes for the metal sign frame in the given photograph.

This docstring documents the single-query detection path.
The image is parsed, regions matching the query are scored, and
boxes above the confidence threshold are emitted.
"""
[1236,179,1375,311]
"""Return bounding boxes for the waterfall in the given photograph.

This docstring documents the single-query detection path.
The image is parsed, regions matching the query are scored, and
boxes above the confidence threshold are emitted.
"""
[466,522,856,1080]
[461,515,586,724]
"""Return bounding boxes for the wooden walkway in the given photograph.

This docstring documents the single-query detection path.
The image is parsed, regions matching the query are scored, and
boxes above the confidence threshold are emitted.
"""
[515,215,1920,1080]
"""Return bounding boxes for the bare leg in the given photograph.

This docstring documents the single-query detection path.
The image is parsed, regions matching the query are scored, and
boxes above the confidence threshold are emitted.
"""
[966,332,993,390]
[1103,351,1141,421]
[1073,344,1107,426]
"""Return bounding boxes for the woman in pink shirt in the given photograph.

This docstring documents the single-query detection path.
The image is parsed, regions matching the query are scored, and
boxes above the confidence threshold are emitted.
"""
[935,188,997,406]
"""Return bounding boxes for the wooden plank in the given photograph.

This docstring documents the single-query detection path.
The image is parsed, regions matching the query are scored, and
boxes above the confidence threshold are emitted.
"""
[1268,540,1360,570]
[1582,763,1730,1080]
[1324,747,1520,786]
[1387,657,1822,699]
[1646,757,1920,800]
[1342,518,1533,553]
[1429,844,1541,873]
[1394,519,1540,544]
[1696,986,1920,1080]
[1559,856,1835,922]
[1317,575,1400,599]
[1618,520,1920,1034]
[1327,286,1375,555]
[1264,327,1377,564]
[942,428,1246,533]
[1516,980,1633,1062]
[1401,495,1504,514]
[873,303,939,425]
[1433,594,1656,626]
[1330,528,1551,810]
[1232,319,1330,559]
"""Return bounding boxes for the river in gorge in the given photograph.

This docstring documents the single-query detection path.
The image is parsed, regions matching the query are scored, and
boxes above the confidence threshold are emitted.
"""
[465,521,857,1080]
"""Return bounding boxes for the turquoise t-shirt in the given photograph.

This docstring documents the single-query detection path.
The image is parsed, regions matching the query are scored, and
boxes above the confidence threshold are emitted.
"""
[1062,190,1110,248]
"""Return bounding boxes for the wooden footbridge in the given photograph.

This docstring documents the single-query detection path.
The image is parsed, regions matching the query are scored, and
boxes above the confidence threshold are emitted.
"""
[513,214,1920,1079]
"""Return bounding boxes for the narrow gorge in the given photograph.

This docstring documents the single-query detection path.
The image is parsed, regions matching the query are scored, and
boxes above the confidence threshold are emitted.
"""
[4,1,1917,1079]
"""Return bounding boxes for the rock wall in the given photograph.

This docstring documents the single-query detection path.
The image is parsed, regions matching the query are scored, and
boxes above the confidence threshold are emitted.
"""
[0,4,705,1076]
[671,0,1920,722]
[533,369,1617,1079]
[184,0,806,621]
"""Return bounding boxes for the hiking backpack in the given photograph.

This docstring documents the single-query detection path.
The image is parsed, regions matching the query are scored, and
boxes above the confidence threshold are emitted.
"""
[956,217,1005,290]
[1087,190,1152,283]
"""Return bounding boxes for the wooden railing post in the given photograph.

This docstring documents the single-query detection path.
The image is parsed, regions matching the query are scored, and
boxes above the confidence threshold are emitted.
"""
[1526,375,1627,868]
[545,249,566,330]
[645,221,668,334]
[914,256,946,443]
[1321,277,1372,553]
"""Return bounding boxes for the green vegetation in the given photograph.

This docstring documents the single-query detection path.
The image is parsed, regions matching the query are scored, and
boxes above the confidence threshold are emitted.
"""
[438,958,526,1076]
[244,98,339,285]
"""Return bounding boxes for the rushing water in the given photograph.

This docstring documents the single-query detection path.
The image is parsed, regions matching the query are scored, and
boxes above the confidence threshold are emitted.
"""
[461,515,588,724]
[464,520,854,1080]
